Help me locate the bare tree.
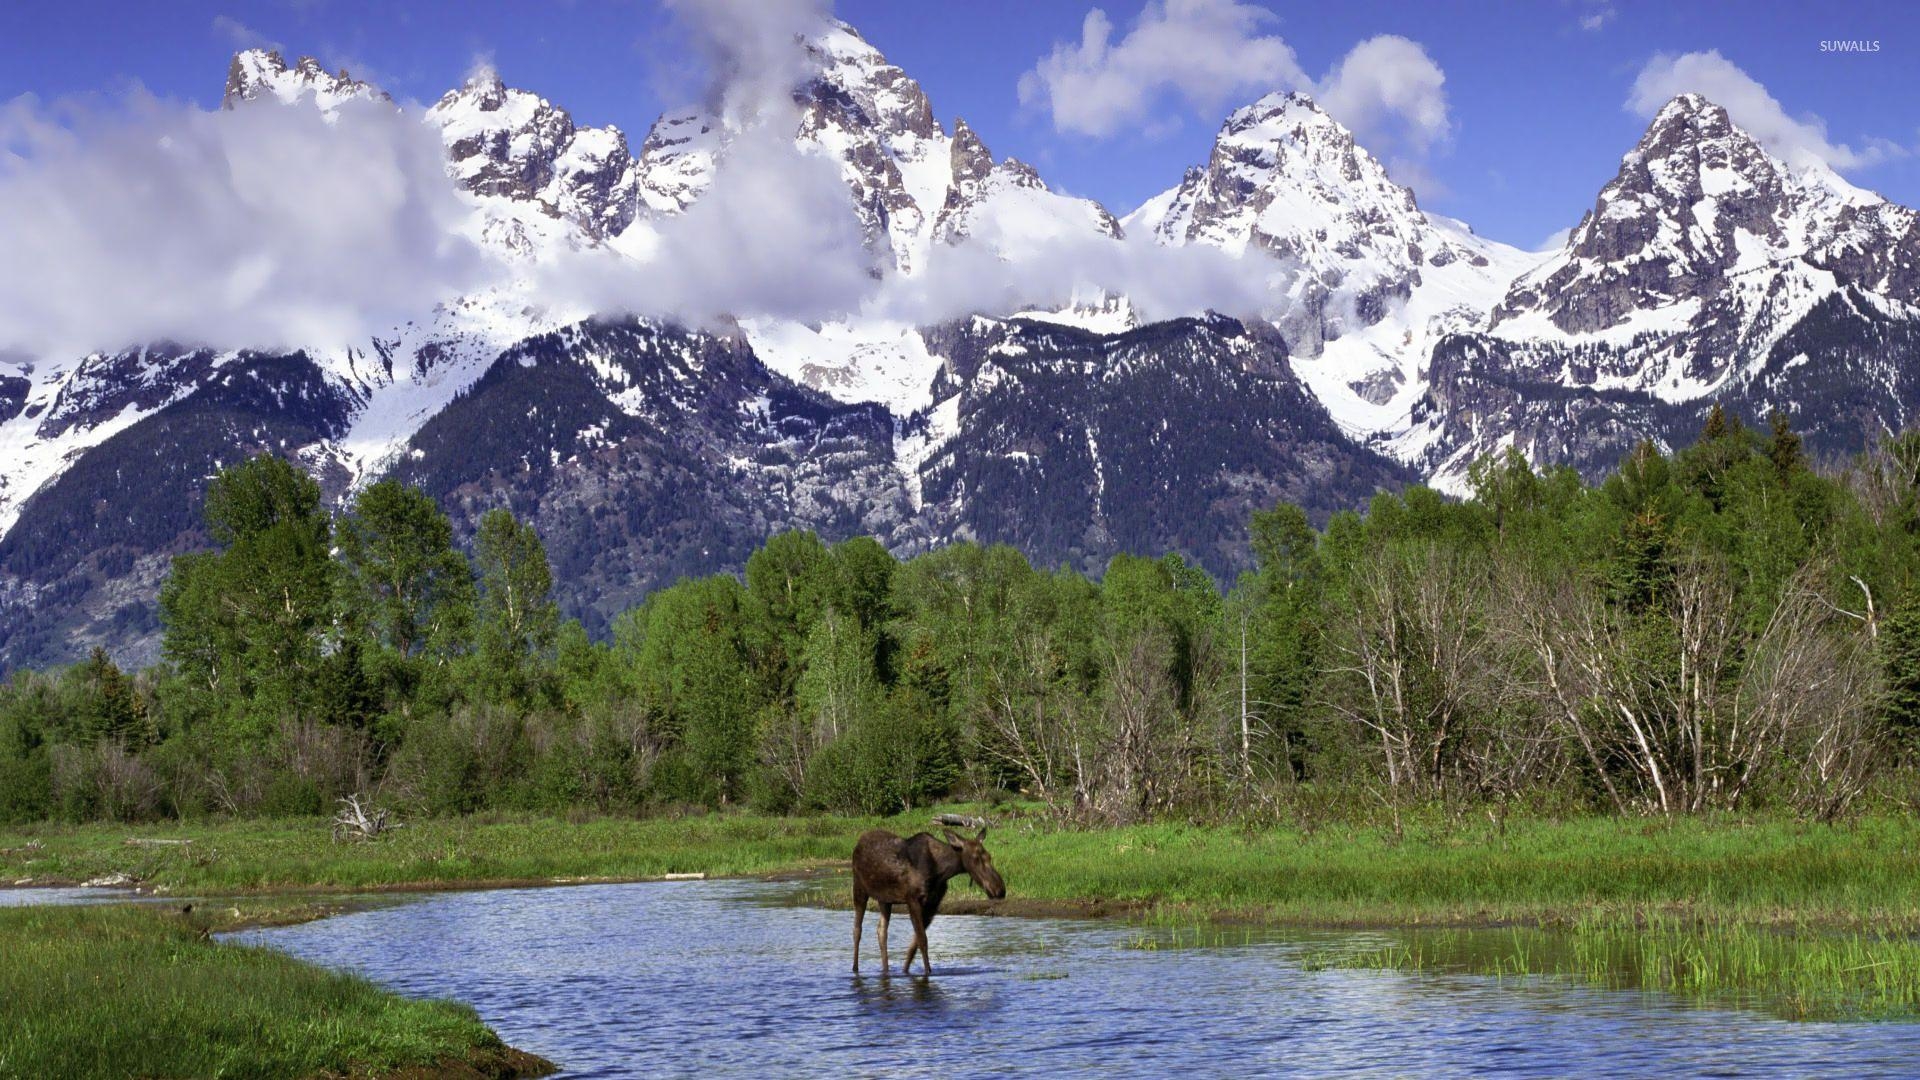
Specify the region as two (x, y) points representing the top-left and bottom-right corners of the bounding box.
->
(1323, 542), (1493, 798)
(1497, 550), (1881, 815)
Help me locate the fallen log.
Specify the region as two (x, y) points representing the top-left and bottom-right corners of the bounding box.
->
(331, 794), (401, 842)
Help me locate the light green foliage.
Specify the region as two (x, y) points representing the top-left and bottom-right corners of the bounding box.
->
(335, 479), (474, 676)
(158, 454), (335, 732)
(13, 412), (1920, 825)
(469, 507), (559, 705)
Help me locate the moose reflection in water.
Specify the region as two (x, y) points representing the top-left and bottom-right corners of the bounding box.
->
(852, 817), (1007, 975)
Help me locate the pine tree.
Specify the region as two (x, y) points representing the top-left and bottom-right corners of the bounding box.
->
(1768, 409), (1805, 485)
(1702, 402), (1732, 441)
(79, 647), (148, 746)
(1882, 590), (1920, 761)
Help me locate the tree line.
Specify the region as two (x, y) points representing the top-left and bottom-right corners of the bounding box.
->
(6, 407), (1920, 825)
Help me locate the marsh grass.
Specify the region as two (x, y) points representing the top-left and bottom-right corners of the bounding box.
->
(0, 811), (861, 893)
(13, 808), (1920, 930)
(12, 807), (1920, 1022)
(1300, 916), (1920, 1021)
(0, 904), (549, 1079)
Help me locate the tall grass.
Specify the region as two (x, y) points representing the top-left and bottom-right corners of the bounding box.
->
(1304, 916), (1920, 1021)
(0, 905), (550, 1079)
(12, 808), (1920, 1021)
(9, 809), (1920, 931)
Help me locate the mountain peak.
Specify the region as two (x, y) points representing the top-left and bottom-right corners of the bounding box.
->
(452, 66), (511, 108)
(222, 48), (385, 111)
(1493, 86), (1909, 339)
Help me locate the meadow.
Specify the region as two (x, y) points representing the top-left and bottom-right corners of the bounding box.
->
(11, 807), (1920, 1022)
(0, 903), (552, 1079)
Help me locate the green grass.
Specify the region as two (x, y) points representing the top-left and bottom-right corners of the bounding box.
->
(12, 809), (1920, 932)
(0, 811), (865, 893)
(987, 812), (1920, 931)
(1300, 916), (1920, 1021)
(12, 808), (1920, 1022)
(0, 904), (552, 1079)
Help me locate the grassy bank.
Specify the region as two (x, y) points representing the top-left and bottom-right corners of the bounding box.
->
(10, 808), (1920, 1020)
(11, 809), (1920, 930)
(0, 904), (553, 1079)
(1298, 916), (1920, 1021)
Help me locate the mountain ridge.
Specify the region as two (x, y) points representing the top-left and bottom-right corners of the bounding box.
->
(5, 22), (1920, 671)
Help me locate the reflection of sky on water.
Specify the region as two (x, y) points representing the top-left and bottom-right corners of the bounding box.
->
(194, 879), (1920, 1077)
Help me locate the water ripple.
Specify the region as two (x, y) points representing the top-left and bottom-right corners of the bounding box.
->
(227, 880), (1920, 1078)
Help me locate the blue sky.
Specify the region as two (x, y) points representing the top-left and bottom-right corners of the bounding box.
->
(4, 1), (1917, 249)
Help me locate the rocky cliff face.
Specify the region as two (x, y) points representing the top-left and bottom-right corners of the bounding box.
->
(1494, 93), (1919, 340)
(223, 50), (387, 112)
(426, 69), (639, 244)
(632, 21), (1120, 279)
(16, 27), (1920, 673)
(1409, 94), (1920, 488)
(1126, 92), (1520, 358)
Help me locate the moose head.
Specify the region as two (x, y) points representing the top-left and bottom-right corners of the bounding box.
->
(940, 824), (1006, 899)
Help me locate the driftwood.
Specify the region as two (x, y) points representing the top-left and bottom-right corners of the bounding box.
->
(931, 813), (988, 832)
(331, 794), (401, 842)
(124, 838), (192, 849)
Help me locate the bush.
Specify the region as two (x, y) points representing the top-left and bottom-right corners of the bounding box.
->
(0, 748), (50, 824)
(803, 694), (960, 815)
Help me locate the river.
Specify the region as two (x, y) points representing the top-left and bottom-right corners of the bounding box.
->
(212, 879), (1920, 1077)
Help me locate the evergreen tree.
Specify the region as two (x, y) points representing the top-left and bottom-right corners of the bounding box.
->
(1883, 588), (1920, 757)
(77, 647), (148, 746)
(1769, 409), (1805, 485)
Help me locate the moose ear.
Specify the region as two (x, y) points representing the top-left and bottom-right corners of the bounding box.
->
(941, 829), (964, 847)
(975, 824), (989, 841)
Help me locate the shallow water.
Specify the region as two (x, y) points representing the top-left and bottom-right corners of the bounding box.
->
(0, 885), (140, 906)
(221, 879), (1920, 1077)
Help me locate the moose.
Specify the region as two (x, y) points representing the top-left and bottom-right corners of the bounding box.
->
(851, 816), (1006, 975)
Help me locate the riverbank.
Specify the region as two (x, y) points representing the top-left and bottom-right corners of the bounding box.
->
(9, 808), (1920, 930)
(10, 808), (1920, 1020)
(0, 903), (554, 1079)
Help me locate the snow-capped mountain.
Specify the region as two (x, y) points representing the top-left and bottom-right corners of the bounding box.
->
(633, 22), (1120, 279)
(0, 26), (1407, 670)
(427, 68), (640, 246)
(1126, 91), (1538, 442)
(10, 21), (1920, 673)
(223, 50), (387, 113)
(1408, 93), (1920, 486)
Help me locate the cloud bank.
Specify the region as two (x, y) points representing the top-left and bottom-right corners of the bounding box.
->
(0, 0), (1288, 362)
(0, 90), (490, 359)
(1628, 50), (1905, 171)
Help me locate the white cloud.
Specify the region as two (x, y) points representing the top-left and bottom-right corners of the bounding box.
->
(662, 0), (833, 122)
(1536, 227), (1572, 252)
(0, 89), (493, 359)
(212, 15), (280, 53)
(1316, 36), (1452, 189)
(1017, 0), (1306, 139)
(1019, 3), (1451, 191)
(1628, 50), (1904, 170)
(1578, 4), (1616, 32)
(0, 0), (1290, 361)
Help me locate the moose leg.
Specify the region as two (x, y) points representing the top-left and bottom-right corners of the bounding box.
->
(905, 900), (930, 976)
(878, 903), (892, 971)
(852, 885), (867, 973)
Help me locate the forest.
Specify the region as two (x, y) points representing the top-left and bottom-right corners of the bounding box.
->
(4, 406), (1918, 826)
